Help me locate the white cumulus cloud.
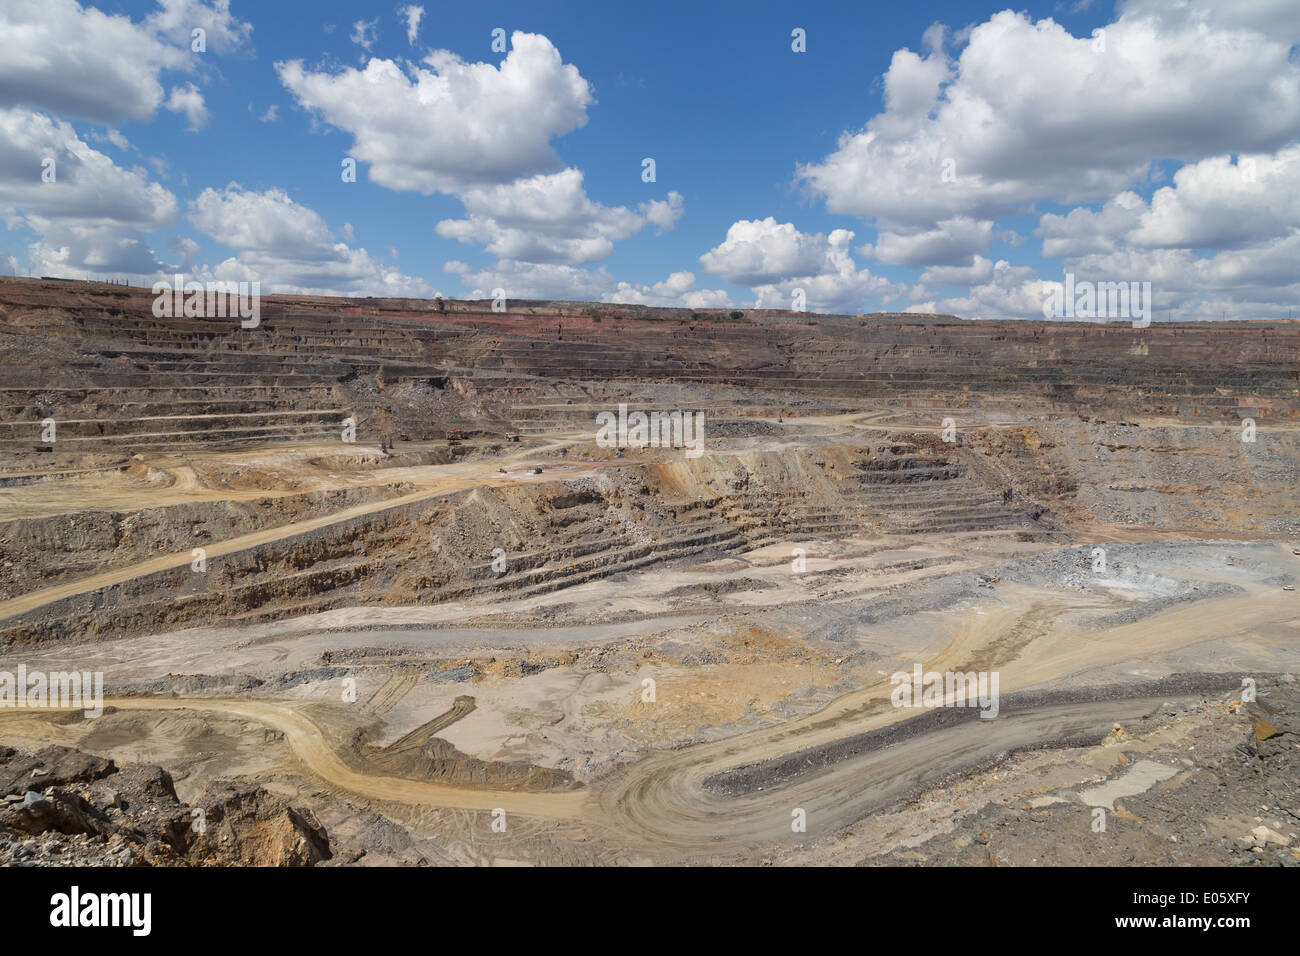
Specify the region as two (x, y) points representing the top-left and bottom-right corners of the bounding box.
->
(165, 83), (209, 131)
(0, 0), (250, 126)
(799, 3), (1300, 229)
(190, 183), (436, 297)
(277, 32), (594, 194)
(604, 271), (732, 309)
(0, 107), (178, 277)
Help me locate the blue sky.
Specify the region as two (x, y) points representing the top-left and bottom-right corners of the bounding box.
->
(1, 0), (1298, 319)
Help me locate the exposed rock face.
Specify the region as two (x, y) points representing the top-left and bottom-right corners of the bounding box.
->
(864, 681), (1300, 867)
(0, 744), (114, 795)
(0, 277), (1294, 461)
(186, 783), (330, 866)
(0, 280), (1294, 868)
(3, 424), (1295, 648)
(0, 744), (330, 866)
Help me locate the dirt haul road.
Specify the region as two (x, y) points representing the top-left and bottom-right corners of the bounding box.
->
(597, 581), (1289, 853)
(1, 581), (1283, 855)
(0, 689), (1218, 854)
(0, 438), (597, 623)
(602, 693), (1215, 851)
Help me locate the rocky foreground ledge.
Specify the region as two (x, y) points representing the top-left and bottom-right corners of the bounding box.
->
(0, 744), (330, 866)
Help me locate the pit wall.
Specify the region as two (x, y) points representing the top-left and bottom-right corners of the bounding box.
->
(1, 441), (1037, 646)
(3, 427), (1295, 648)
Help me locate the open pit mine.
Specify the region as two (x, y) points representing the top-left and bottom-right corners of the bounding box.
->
(0, 275), (1295, 867)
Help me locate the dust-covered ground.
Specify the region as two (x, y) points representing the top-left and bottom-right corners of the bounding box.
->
(0, 314), (1295, 865)
(1, 509), (1296, 865)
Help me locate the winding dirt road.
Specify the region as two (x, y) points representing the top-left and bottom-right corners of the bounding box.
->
(3, 581), (1282, 854)
(0, 438), (595, 623)
(0, 687), (1207, 854)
